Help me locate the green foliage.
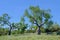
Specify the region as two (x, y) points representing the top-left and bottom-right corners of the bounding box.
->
(57, 30), (60, 35)
(18, 17), (28, 34)
(46, 24), (60, 32)
(25, 30), (36, 33)
(0, 13), (10, 26)
(12, 30), (19, 35)
(24, 6), (53, 34)
(30, 24), (37, 31)
(45, 23), (60, 35)
(0, 13), (12, 35)
(25, 6), (53, 26)
(0, 6), (60, 35)
(0, 28), (8, 36)
(12, 17), (28, 34)
(40, 27), (45, 33)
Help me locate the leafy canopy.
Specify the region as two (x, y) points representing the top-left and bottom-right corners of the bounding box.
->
(25, 6), (53, 27)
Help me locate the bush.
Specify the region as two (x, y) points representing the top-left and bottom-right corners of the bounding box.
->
(12, 30), (19, 35)
(40, 27), (45, 33)
(0, 28), (8, 36)
(45, 28), (53, 35)
(25, 30), (36, 33)
(57, 30), (60, 35)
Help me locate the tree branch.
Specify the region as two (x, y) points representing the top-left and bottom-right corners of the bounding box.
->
(39, 23), (44, 27)
(32, 18), (39, 27)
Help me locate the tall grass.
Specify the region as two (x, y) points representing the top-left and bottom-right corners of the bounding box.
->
(0, 33), (60, 40)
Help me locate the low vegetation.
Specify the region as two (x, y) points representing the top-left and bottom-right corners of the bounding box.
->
(0, 33), (60, 40)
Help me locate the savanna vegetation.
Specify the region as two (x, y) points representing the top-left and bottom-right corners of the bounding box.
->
(0, 6), (60, 40)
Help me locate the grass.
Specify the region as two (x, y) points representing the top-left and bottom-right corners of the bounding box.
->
(0, 33), (60, 40)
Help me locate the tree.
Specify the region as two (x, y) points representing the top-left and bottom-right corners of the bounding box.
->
(19, 17), (28, 34)
(0, 13), (12, 35)
(13, 17), (28, 34)
(24, 6), (53, 35)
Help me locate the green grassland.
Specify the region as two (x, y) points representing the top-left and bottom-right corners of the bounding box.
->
(0, 33), (60, 40)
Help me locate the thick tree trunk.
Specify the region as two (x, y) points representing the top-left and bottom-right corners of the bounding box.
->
(8, 29), (11, 35)
(8, 25), (12, 35)
(37, 27), (41, 35)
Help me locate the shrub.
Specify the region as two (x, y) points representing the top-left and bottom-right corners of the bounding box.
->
(25, 30), (36, 33)
(0, 28), (8, 36)
(12, 30), (19, 35)
(57, 30), (60, 35)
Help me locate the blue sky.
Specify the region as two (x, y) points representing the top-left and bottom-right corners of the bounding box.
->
(0, 0), (60, 24)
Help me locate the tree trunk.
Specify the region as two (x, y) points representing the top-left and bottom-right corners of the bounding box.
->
(37, 27), (41, 35)
(8, 25), (12, 35)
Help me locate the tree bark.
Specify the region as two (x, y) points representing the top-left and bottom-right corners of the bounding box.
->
(8, 25), (12, 35)
(37, 27), (41, 35)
